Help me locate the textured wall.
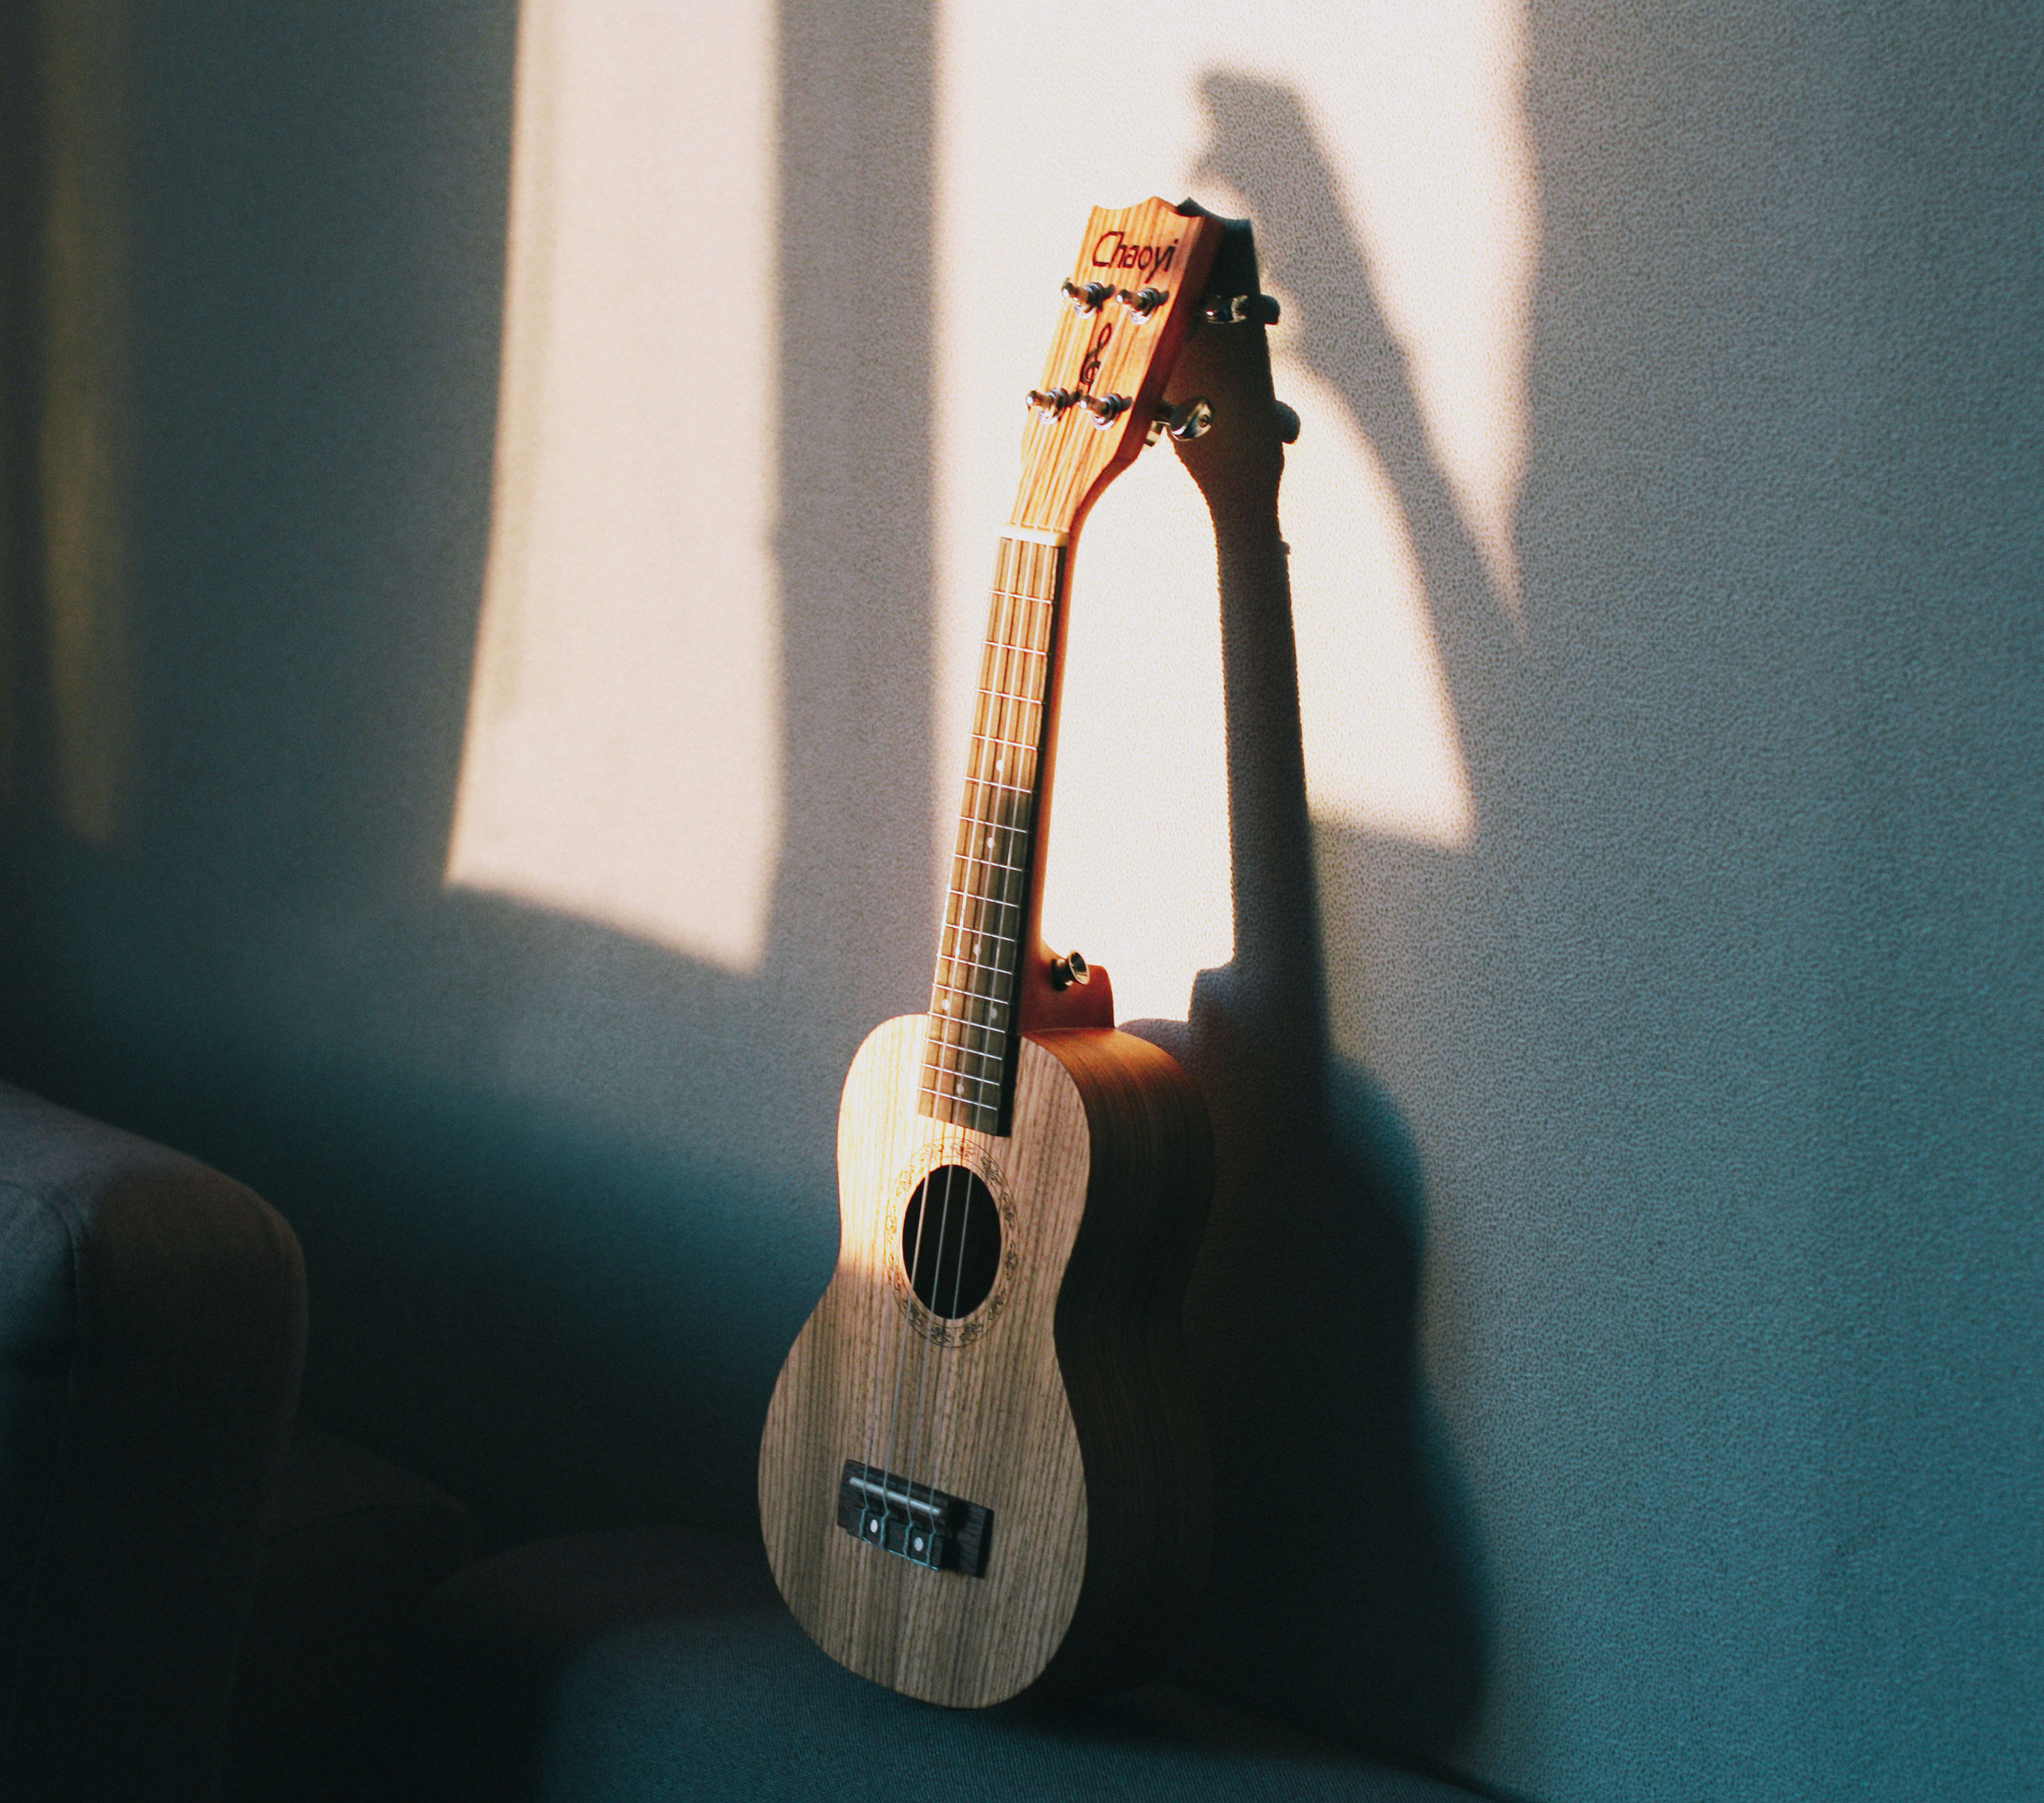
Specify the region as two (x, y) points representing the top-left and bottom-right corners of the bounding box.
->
(1, 2), (2038, 1800)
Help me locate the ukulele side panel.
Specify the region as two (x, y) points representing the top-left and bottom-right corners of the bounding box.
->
(1038, 1026), (1215, 1694)
(759, 1014), (1094, 1708)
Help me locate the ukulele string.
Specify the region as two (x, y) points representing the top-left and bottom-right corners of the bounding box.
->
(918, 550), (1038, 1523)
(928, 541), (1052, 1511)
(857, 1028), (916, 1507)
(876, 1142), (934, 1539)
(897, 1155), (961, 1563)
(876, 544), (1019, 1541)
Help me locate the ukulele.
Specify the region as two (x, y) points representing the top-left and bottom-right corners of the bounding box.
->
(760, 198), (1269, 1708)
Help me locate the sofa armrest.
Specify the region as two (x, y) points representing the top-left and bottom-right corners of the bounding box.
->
(0, 1083), (307, 1802)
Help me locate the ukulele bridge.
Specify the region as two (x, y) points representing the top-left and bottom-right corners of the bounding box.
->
(837, 1460), (993, 1578)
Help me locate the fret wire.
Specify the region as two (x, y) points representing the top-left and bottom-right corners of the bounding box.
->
(927, 1031), (999, 1073)
(927, 1026), (1007, 1061)
(951, 849), (1027, 881)
(927, 1013), (1007, 1046)
(985, 695), (1032, 755)
(948, 907), (1022, 948)
(959, 769), (1035, 804)
(942, 886), (1021, 918)
(963, 740), (1037, 776)
(932, 1008), (1008, 1039)
(933, 972), (1011, 1000)
(936, 947), (1011, 971)
(941, 917), (1019, 954)
(929, 1039), (1007, 1071)
(933, 990), (1007, 1023)
(970, 726), (1038, 756)
(933, 997), (1009, 1031)
(918, 1082), (1000, 1116)
(978, 638), (1047, 665)
(922, 535), (1066, 1129)
(949, 843), (1027, 888)
(950, 850), (1020, 886)
(919, 1046), (1004, 1091)
(954, 818), (1026, 860)
(938, 938), (1015, 971)
(927, 1026), (1008, 1061)
(934, 968), (1012, 1001)
(940, 909), (1020, 938)
(929, 1020), (1008, 1055)
(936, 951), (1016, 984)
(940, 896), (1020, 926)
(952, 828), (1023, 873)
(931, 1011), (1009, 1043)
(928, 1041), (1006, 1073)
(944, 907), (1021, 946)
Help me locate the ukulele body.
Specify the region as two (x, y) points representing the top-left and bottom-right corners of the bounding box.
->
(759, 1012), (1212, 1707)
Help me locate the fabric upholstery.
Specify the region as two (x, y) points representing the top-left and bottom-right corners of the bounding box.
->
(408, 1526), (1482, 1803)
(222, 1422), (477, 1802)
(0, 1082), (307, 1801)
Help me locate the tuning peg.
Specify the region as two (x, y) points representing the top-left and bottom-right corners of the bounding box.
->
(1083, 393), (1129, 429)
(1061, 279), (1113, 313)
(1049, 950), (1091, 990)
(1027, 388), (1076, 418)
(1145, 397), (1213, 447)
(1115, 286), (1167, 317)
(1273, 401), (1301, 443)
(1201, 292), (1281, 327)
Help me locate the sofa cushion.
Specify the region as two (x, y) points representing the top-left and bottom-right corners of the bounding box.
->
(222, 1422), (478, 1802)
(409, 1526), (1480, 1802)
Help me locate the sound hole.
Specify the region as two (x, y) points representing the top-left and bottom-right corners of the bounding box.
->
(901, 1167), (1002, 1319)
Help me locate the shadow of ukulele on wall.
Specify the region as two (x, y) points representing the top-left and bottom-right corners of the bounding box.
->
(1121, 77), (1524, 1765)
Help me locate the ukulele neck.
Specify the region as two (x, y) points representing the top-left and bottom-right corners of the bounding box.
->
(919, 529), (1070, 1135)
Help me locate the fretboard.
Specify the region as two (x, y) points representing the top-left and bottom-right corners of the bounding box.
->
(920, 533), (1064, 1133)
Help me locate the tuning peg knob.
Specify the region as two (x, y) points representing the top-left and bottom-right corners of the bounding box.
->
(1049, 950), (1091, 990)
(1201, 292), (1281, 327)
(1027, 388), (1076, 417)
(1117, 286), (1167, 317)
(1062, 279), (1113, 313)
(1273, 401), (1301, 444)
(1164, 397), (1213, 441)
(1083, 393), (1130, 428)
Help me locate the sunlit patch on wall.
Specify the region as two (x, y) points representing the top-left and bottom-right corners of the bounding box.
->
(1276, 357), (1475, 850)
(17, 0), (134, 843)
(1038, 448), (1236, 1029)
(445, 0), (782, 972)
(935, 0), (1530, 1015)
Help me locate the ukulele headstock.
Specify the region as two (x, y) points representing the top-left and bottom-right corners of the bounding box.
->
(1012, 198), (1224, 537)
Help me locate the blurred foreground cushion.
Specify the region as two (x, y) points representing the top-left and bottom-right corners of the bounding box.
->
(222, 1421), (478, 1802)
(409, 1526), (1481, 1803)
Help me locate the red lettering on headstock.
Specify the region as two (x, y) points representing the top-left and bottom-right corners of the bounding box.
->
(1089, 232), (1178, 277)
